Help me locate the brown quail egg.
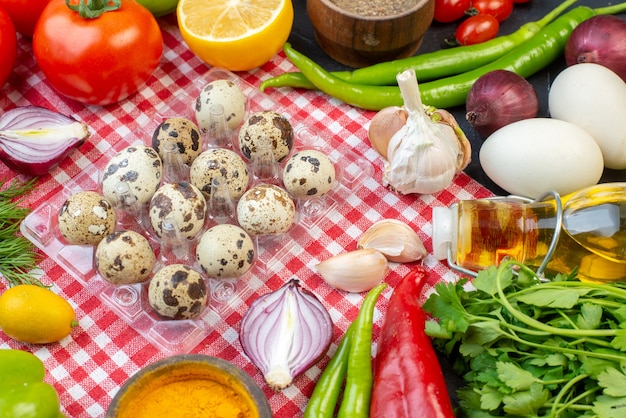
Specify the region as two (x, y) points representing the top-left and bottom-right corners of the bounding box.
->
(95, 230), (156, 285)
(149, 182), (206, 240)
(238, 110), (294, 162)
(152, 117), (202, 165)
(190, 148), (249, 200)
(101, 145), (162, 206)
(195, 79), (246, 133)
(237, 184), (296, 236)
(282, 149), (336, 199)
(196, 224), (255, 279)
(148, 264), (208, 320)
(58, 191), (117, 246)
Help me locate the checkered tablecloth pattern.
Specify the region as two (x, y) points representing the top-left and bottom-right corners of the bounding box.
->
(0, 14), (494, 417)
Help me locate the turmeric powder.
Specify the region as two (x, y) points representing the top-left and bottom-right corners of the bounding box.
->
(116, 370), (259, 418)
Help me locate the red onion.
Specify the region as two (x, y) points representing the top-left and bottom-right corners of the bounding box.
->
(465, 70), (538, 137)
(0, 106), (90, 176)
(565, 15), (626, 83)
(239, 279), (333, 390)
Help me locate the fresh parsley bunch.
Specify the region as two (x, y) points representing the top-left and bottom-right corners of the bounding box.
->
(0, 178), (43, 287)
(424, 260), (626, 418)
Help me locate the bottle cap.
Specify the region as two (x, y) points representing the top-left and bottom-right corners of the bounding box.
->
(432, 206), (453, 261)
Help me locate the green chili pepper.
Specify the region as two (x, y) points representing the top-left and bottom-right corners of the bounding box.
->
(0, 349), (66, 418)
(261, 0), (576, 91)
(281, 3), (626, 111)
(303, 323), (354, 418)
(337, 283), (387, 418)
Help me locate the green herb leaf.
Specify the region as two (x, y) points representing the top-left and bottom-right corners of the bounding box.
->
(501, 383), (548, 416)
(497, 361), (539, 391)
(593, 394), (626, 418)
(598, 368), (626, 397)
(577, 302), (603, 330)
(515, 287), (588, 309)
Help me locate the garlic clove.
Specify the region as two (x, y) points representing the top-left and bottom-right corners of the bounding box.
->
(429, 106), (472, 172)
(315, 248), (388, 293)
(367, 106), (408, 159)
(357, 219), (427, 263)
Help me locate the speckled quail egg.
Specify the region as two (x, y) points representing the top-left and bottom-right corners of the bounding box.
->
(238, 110), (294, 162)
(190, 148), (250, 200)
(101, 145), (162, 206)
(95, 230), (156, 285)
(148, 264), (208, 320)
(58, 191), (117, 246)
(196, 224), (255, 279)
(152, 117), (202, 165)
(195, 79), (246, 133)
(237, 184), (296, 236)
(282, 149), (336, 199)
(149, 182), (206, 240)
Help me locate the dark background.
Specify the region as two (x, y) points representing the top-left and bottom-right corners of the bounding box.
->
(287, 0), (626, 194)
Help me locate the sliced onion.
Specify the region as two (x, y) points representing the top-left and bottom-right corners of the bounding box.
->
(565, 15), (626, 83)
(465, 70), (539, 137)
(0, 106), (90, 176)
(239, 279), (333, 390)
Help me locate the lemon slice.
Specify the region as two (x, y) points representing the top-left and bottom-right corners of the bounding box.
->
(177, 0), (294, 71)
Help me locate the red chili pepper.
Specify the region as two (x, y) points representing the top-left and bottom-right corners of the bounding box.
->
(370, 266), (455, 418)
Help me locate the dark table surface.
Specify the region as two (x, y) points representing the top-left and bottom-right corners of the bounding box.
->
(287, 0), (626, 194)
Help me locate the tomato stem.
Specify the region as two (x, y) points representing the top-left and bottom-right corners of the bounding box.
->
(65, 0), (121, 19)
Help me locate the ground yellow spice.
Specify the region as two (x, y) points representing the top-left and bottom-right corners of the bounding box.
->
(117, 375), (256, 418)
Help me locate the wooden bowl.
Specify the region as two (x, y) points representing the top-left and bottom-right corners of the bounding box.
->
(307, 0), (435, 68)
(106, 354), (272, 418)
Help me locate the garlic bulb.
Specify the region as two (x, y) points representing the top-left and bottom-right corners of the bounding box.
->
(369, 69), (471, 195)
(315, 248), (388, 293)
(357, 219), (426, 263)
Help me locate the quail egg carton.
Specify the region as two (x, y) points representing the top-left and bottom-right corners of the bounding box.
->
(146, 66), (375, 271)
(21, 69), (373, 354)
(20, 135), (270, 354)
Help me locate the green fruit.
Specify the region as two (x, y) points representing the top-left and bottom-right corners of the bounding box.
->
(135, 0), (179, 17)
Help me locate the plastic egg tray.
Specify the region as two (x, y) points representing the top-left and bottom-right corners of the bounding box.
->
(20, 68), (373, 354)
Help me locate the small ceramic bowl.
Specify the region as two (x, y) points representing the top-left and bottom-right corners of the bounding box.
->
(307, 0), (435, 68)
(106, 354), (272, 418)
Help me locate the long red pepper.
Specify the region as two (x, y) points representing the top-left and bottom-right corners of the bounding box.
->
(370, 266), (455, 418)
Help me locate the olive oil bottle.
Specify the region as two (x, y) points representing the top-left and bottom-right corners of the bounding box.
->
(433, 183), (626, 283)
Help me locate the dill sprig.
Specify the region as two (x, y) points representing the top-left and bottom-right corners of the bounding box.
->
(0, 178), (45, 287)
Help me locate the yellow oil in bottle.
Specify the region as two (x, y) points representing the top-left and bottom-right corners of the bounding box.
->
(452, 183), (626, 283)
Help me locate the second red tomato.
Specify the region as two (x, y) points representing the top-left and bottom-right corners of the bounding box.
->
(434, 0), (471, 23)
(470, 0), (514, 22)
(455, 14), (500, 45)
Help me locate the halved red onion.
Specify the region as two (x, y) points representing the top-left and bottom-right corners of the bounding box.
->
(239, 279), (333, 390)
(565, 15), (626, 83)
(0, 106), (90, 176)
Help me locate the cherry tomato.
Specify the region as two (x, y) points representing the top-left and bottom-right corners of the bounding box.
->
(32, 0), (163, 106)
(434, 0), (471, 23)
(455, 14), (500, 45)
(470, 0), (514, 22)
(0, 5), (16, 88)
(0, 0), (50, 37)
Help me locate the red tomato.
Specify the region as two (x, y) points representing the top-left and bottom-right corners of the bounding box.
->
(470, 0), (514, 22)
(434, 0), (471, 23)
(0, 5), (16, 88)
(455, 14), (499, 45)
(32, 0), (163, 106)
(0, 0), (50, 37)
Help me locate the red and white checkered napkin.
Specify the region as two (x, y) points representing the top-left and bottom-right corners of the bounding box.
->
(0, 15), (494, 417)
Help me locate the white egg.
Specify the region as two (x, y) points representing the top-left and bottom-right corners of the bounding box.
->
(548, 63), (626, 169)
(479, 118), (604, 199)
